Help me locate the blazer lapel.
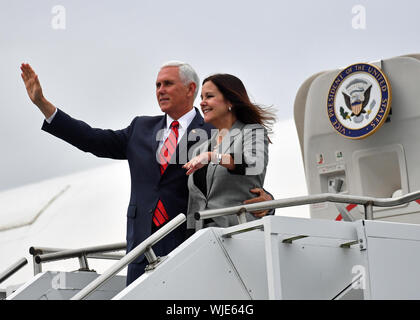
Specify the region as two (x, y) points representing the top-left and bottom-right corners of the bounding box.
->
(205, 131), (219, 196)
(206, 121), (245, 197)
(220, 120), (244, 154)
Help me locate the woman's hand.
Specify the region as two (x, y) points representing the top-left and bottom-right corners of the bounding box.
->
(183, 152), (212, 175)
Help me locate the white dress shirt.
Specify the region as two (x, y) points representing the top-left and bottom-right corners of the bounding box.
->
(160, 107), (196, 148)
(45, 108), (58, 123)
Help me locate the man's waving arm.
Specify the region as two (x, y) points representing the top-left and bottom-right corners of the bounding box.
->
(20, 63), (131, 160)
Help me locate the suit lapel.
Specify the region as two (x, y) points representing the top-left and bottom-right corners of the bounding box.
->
(190, 138), (211, 198)
(183, 107), (206, 153)
(152, 115), (167, 177)
(161, 108), (208, 177)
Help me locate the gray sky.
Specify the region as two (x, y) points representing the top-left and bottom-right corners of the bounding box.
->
(1, 0), (419, 191)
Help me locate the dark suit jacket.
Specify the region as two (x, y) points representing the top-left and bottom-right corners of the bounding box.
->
(42, 108), (212, 263)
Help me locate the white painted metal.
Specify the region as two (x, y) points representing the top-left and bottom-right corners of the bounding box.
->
(294, 54), (420, 223)
(6, 271), (126, 300)
(71, 213), (186, 300)
(114, 215), (420, 300)
(115, 216), (364, 300)
(361, 220), (420, 299)
(7, 209), (420, 300)
(114, 228), (253, 300)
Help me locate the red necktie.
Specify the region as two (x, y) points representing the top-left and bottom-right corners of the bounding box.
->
(153, 121), (179, 227)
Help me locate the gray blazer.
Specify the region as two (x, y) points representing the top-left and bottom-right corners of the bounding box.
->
(187, 120), (269, 231)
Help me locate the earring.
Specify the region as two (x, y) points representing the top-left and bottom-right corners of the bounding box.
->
(228, 106), (232, 111)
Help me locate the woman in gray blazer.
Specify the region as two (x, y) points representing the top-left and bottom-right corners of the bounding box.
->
(183, 74), (276, 232)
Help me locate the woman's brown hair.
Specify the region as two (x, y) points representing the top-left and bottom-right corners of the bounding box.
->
(202, 74), (276, 140)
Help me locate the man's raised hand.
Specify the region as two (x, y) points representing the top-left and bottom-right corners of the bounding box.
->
(20, 63), (56, 118)
(21, 63), (44, 104)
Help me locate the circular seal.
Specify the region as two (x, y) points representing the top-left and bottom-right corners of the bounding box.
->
(326, 63), (392, 139)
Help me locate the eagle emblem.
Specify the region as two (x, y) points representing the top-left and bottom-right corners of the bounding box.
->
(342, 79), (372, 118)
(327, 63), (392, 139)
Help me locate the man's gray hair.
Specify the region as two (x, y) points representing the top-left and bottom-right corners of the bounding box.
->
(160, 60), (200, 99)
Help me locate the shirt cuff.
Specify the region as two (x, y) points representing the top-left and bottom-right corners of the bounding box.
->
(45, 108), (58, 124)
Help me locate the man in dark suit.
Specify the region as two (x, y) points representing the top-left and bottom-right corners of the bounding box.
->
(20, 61), (273, 285)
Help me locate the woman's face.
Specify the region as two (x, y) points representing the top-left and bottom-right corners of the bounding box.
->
(200, 81), (231, 125)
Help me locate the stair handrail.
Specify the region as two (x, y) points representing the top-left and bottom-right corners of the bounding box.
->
(195, 190), (420, 222)
(30, 246), (125, 261)
(70, 213), (186, 300)
(30, 246), (125, 275)
(0, 258), (28, 284)
(33, 243), (127, 264)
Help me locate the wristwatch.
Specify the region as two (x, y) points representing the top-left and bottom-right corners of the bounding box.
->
(212, 152), (222, 164)
(217, 153), (222, 164)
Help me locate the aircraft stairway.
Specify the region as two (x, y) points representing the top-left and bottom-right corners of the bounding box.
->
(115, 215), (420, 300)
(4, 191), (420, 300)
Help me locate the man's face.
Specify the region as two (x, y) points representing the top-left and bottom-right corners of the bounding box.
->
(156, 66), (192, 119)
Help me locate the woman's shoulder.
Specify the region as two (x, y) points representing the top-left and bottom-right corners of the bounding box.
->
(241, 123), (267, 136)
(232, 120), (264, 131)
(244, 123), (264, 130)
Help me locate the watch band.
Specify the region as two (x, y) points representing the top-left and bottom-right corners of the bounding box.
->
(217, 153), (222, 164)
(212, 152), (222, 164)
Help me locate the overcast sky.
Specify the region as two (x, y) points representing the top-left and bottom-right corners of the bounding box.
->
(1, 0), (419, 191)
